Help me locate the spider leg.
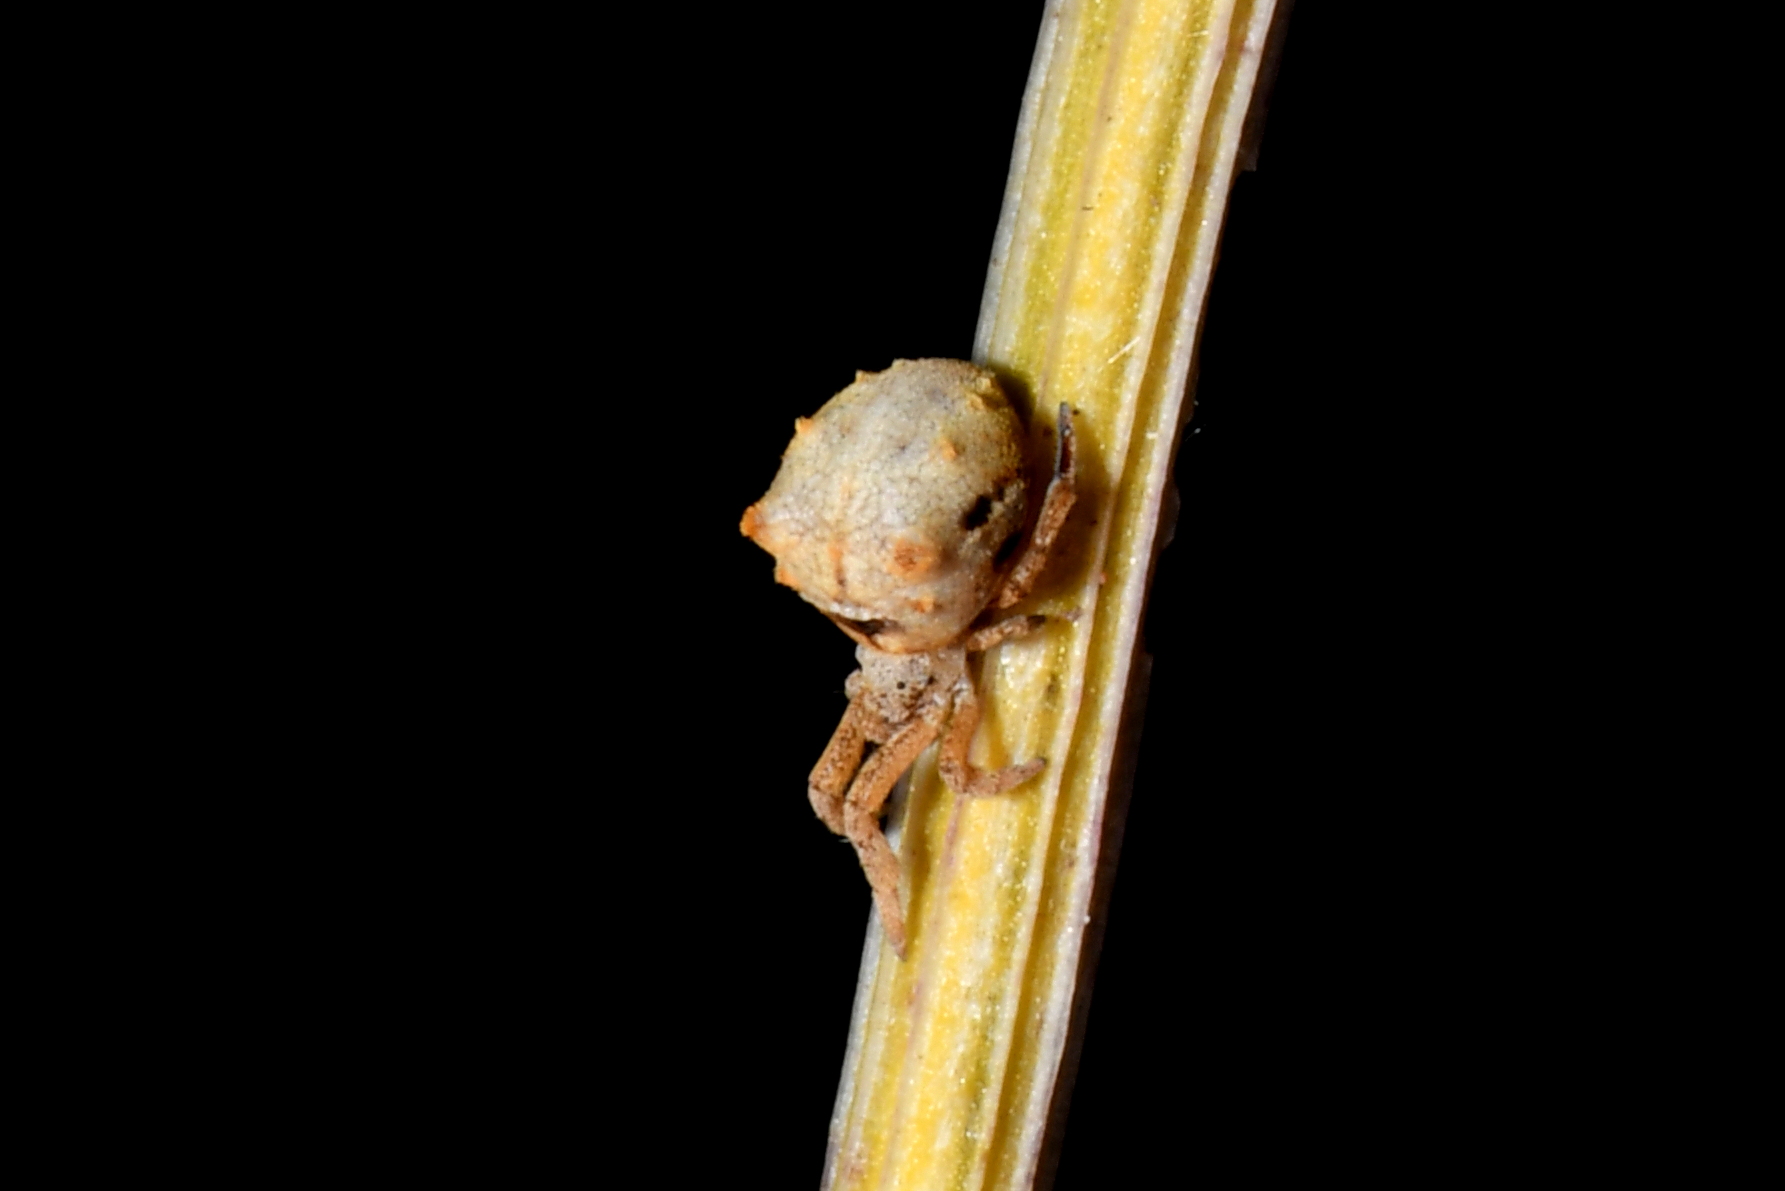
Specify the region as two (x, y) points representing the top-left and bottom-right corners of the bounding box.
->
(964, 613), (1048, 653)
(842, 710), (943, 957)
(808, 698), (869, 835)
(994, 403), (1077, 609)
(938, 673), (1046, 797)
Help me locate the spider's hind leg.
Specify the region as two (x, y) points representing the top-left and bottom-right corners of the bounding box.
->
(994, 403), (1078, 609)
(964, 613), (1047, 653)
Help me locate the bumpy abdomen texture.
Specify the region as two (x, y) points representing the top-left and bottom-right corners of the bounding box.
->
(742, 359), (1029, 653)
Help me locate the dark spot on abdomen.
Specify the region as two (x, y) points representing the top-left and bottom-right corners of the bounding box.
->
(961, 494), (995, 530)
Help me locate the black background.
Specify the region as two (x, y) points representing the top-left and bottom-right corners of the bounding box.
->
(183, 2), (1519, 1182)
(50, 1), (1745, 1182)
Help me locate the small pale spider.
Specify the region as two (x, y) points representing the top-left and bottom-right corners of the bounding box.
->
(740, 358), (1076, 955)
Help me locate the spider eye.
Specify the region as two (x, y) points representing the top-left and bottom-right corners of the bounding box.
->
(994, 529), (1024, 567)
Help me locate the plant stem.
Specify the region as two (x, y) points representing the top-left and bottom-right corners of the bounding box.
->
(823, 4), (1282, 1188)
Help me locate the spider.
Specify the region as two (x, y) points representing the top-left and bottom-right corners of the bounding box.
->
(740, 358), (1077, 955)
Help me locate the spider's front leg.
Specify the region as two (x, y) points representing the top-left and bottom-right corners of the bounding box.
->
(840, 699), (947, 957)
(994, 402), (1078, 609)
(808, 691), (868, 835)
(938, 672), (1046, 798)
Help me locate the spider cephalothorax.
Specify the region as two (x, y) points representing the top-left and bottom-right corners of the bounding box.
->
(741, 358), (1076, 955)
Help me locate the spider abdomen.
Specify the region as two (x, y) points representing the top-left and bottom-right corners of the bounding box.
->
(740, 358), (1030, 653)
